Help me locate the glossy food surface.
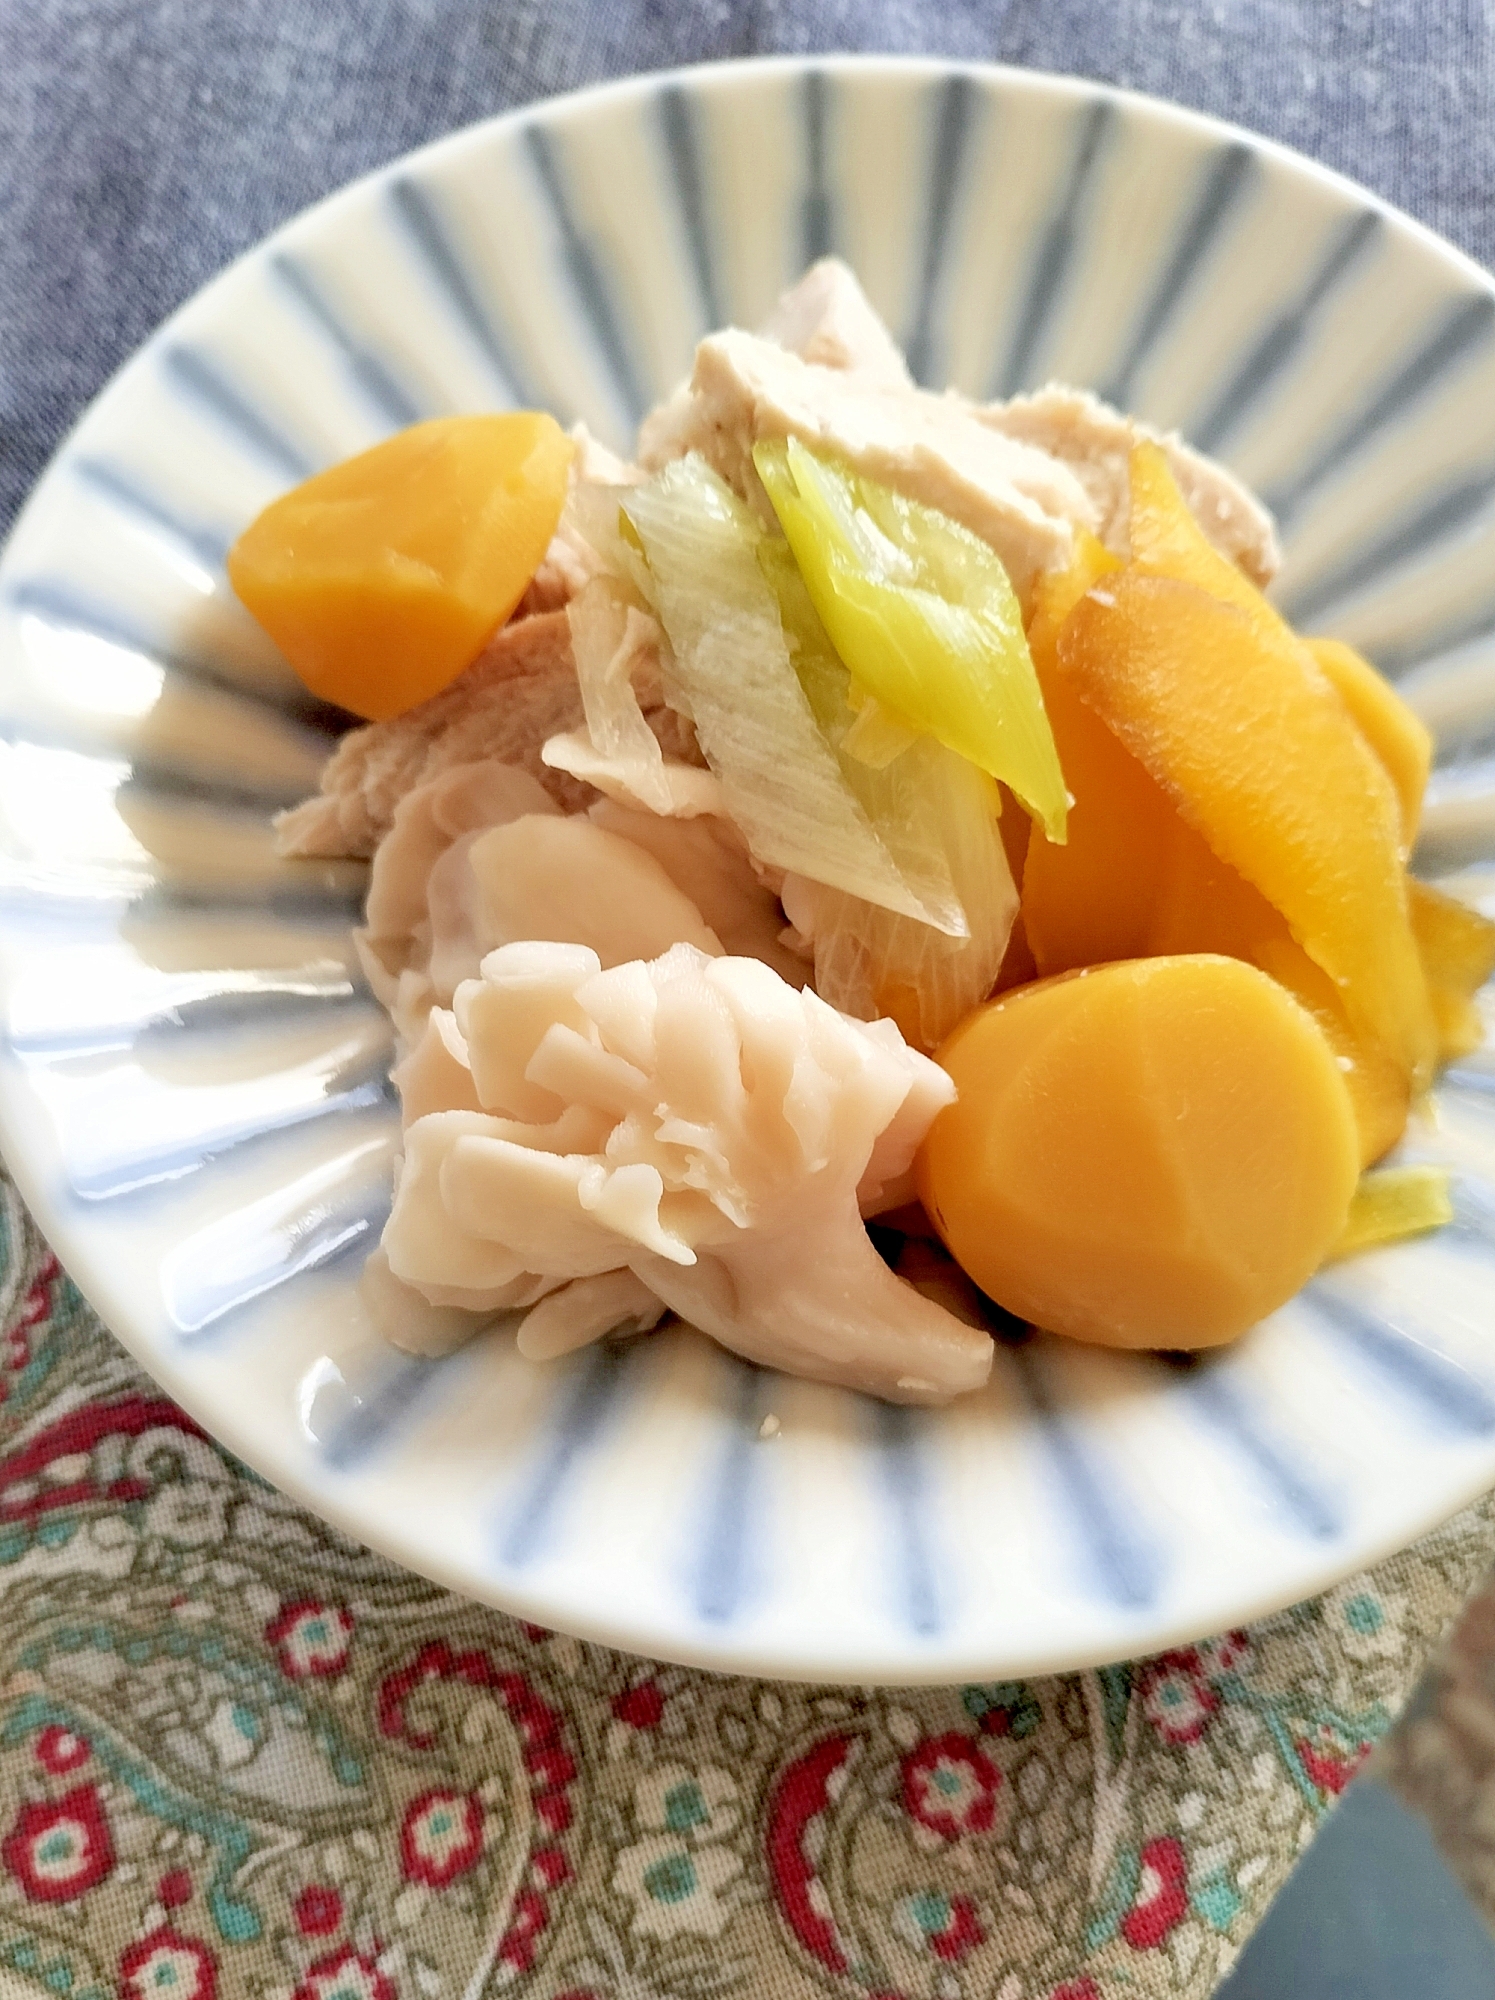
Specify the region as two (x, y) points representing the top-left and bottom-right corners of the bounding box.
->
(227, 413), (573, 720)
(1062, 471), (1435, 1097)
(1023, 546), (1411, 1164)
(919, 956), (1361, 1348)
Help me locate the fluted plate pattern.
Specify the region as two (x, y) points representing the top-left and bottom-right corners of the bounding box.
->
(4, 57), (1495, 1683)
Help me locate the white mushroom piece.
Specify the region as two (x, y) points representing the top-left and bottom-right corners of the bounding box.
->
(379, 940), (993, 1404)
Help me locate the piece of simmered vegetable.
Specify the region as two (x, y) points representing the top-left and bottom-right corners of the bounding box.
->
(1021, 530), (1411, 1165)
(918, 955), (1360, 1349)
(1306, 636), (1431, 855)
(1409, 877), (1495, 1061)
(620, 455), (962, 931)
(228, 413), (574, 720)
(1329, 1165), (1453, 1260)
(1058, 570), (1434, 1094)
(753, 435), (1069, 840)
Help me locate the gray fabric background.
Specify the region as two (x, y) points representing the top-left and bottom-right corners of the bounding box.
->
(1, 1), (1492, 537)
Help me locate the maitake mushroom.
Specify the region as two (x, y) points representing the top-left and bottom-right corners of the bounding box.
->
(376, 940), (993, 1403)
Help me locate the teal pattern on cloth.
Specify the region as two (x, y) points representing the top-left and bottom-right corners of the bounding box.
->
(0, 1167), (1491, 2000)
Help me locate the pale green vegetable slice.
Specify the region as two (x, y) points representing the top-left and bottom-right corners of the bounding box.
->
(565, 480), (656, 609)
(762, 540), (1017, 1051)
(621, 456), (961, 932)
(754, 435), (1069, 842)
(1328, 1164), (1452, 1260)
(545, 575), (722, 819)
(842, 698), (920, 770)
(762, 539), (966, 940)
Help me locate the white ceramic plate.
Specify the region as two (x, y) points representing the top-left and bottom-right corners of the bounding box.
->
(5, 55), (1495, 1685)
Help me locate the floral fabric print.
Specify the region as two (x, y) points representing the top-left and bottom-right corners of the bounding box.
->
(1141, 1654), (1219, 1746)
(3, 1789), (115, 1904)
(119, 1927), (219, 2000)
(901, 1733), (1004, 1841)
(0, 1168), (1491, 2000)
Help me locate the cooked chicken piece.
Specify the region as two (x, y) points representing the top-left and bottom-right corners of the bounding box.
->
(978, 383), (1281, 585)
(574, 424), (637, 483)
(637, 328), (1093, 596)
(854, 1013), (964, 1217)
(363, 761), (556, 948)
(391, 1007), (483, 1125)
(758, 256), (913, 386)
(361, 763), (725, 1052)
(543, 724), (720, 817)
(275, 611), (589, 858)
(358, 1243), (552, 1354)
(457, 815), (722, 991)
(275, 595), (705, 862)
(386, 1106), (603, 1301)
(515, 1270), (667, 1360)
(380, 940), (991, 1400)
(639, 257), (913, 466)
(513, 520), (603, 617)
(366, 1246), (664, 1363)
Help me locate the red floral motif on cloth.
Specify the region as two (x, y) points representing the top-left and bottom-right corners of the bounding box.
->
(265, 1601), (355, 1679)
(2, 1785), (115, 1903)
(119, 1927), (218, 2000)
(292, 1943), (394, 2000)
(1297, 1724), (1374, 1796)
(158, 1869), (194, 1909)
(766, 1735), (858, 1973)
(399, 1788), (485, 1886)
(375, 1641), (580, 1973)
(1, 1252), (58, 1407)
(0, 1394), (204, 1523)
(1121, 1836), (1191, 1950)
(293, 1885), (343, 1936)
(33, 1724), (89, 1774)
(901, 1732), (1003, 1839)
(894, 1887), (986, 1961)
(1141, 1650), (1220, 1745)
(611, 1679), (665, 1730)
(1200, 1629), (1253, 1678)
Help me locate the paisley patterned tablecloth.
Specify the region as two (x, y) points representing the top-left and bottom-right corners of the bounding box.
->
(2, 1169), (1493, 2000)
